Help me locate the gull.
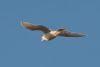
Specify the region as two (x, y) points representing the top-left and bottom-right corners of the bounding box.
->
(21, 22), (85, 41)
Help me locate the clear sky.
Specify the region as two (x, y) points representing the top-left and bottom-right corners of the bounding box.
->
(0, 0), (100, 67)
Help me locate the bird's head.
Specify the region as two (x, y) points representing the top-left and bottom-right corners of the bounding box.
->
(58, 28), (65, 31)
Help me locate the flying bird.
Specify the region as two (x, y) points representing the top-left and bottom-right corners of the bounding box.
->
(21, 22), (85, 41)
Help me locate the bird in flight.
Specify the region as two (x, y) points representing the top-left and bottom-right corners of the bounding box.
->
(21, 22), (85, 41)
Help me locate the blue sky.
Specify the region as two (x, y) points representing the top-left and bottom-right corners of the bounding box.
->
(0, 0), (100, 67)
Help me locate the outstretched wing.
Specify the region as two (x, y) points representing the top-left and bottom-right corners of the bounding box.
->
(21, 22), (50, 33)
(58, 31), (85, 37)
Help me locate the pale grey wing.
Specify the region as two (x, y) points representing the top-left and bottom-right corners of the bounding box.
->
(21, 22), (50, 33)
(58, 31), (85, 37)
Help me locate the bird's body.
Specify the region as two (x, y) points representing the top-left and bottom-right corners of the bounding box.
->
(21, 22), (85, 41)
(41, 31), (58, 41)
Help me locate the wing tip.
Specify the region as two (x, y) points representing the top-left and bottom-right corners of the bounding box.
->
(21, 22), (33, 27)
(21, 22), (31, 25)
(78, 33), (86, 37)
(21, 22), (25, 27)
